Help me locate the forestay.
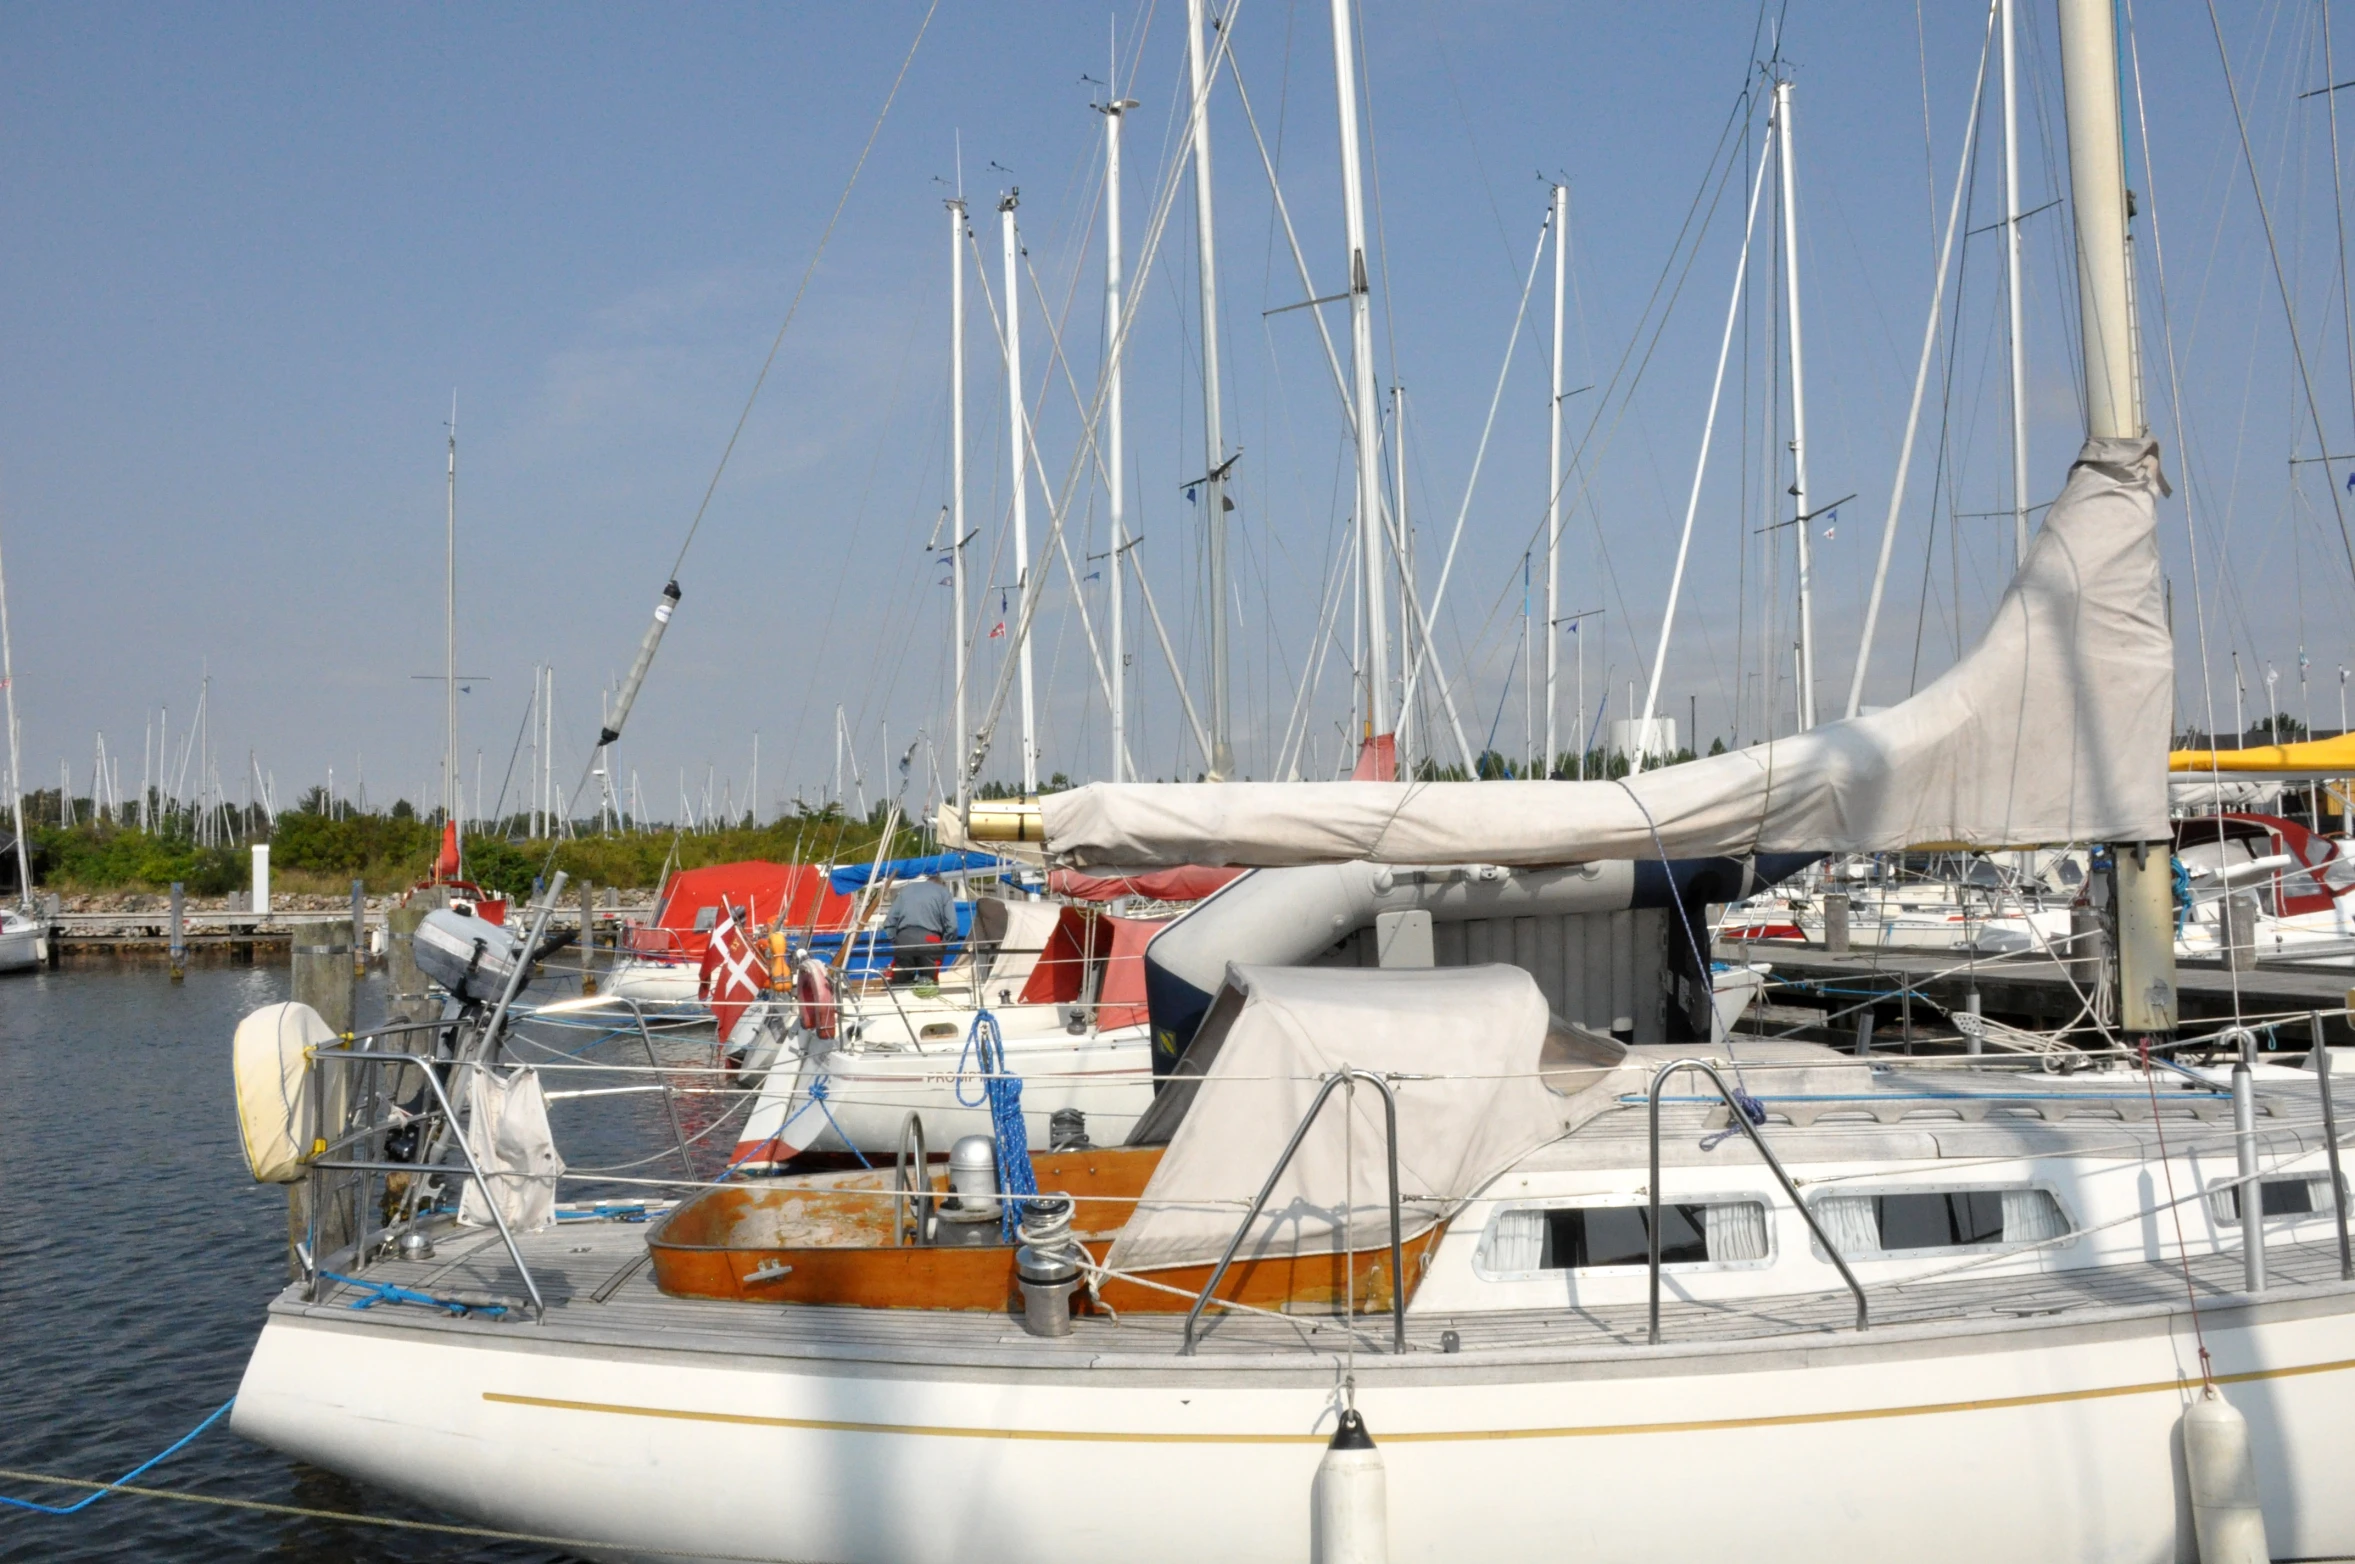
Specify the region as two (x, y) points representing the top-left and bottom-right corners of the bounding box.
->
(1043, 437), (2172, 867)
(1106, 964), (1599, 1274)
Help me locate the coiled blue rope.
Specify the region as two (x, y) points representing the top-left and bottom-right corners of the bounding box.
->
(959, 1010), (1036, 1240)
(0, 1398), (235, 1515)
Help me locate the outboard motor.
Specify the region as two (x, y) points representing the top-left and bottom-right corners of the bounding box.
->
(414, 906), (533, 1005)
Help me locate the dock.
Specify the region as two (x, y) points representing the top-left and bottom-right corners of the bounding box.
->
(1728, 939), (2355, 1048)
(31, 904), (655, 968)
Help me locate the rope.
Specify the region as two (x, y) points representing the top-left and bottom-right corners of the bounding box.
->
(958, 1010), (1037, 1239)
(318, 1271), (510, 1319)
(664, 0), (941, 580)
(0, 1399), (233, 1516)
(0, 1464), (812, 1560)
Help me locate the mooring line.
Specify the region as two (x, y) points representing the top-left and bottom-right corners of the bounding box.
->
(0, 1463), (810, 1562)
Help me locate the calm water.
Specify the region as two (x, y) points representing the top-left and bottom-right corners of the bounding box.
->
(0, 964), (675, 1562)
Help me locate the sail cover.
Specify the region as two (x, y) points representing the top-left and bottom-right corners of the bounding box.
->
(1045, 437), (2172, 868)
(1105, 963), (1585, 1274)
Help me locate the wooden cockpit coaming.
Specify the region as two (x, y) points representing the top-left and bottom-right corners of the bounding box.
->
(649, 1145), (1442, 1315)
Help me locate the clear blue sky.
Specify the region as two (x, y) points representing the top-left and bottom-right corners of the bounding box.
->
(1, 1), (2345, 821)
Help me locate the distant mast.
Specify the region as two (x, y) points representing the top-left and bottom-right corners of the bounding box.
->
(0, 512), (30, 908)
(444, 393), (461, 867)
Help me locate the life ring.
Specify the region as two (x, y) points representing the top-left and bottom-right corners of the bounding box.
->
(795, 958), (837, 1041)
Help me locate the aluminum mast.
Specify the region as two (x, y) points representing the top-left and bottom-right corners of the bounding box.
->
(1186, 0), (1234, 779)
(1330, 0), (1389, 742)
(1099, 79), (1139, 783)
(1000, 192), (1039, 795)
(1774, 77), (1818, 732)
(949, 192), (972, 811)
(2002, 0), (2030, 566)
(2056, 0), (2172, 1036)
(1545, 181), (1567, 774)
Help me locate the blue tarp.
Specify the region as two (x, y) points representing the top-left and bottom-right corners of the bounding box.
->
(802, 902), (978, 979)
(828, 851), (1009, 895)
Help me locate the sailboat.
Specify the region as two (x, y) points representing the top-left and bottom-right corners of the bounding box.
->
(222, 4), (2355, 1559)
(0, 509), (38, 975)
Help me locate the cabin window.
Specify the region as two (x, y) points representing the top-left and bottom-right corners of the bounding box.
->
(692, 906), (718, 933)
(2210, 1174), (2340, 1223)
(1483, 1199), (1770, 1274)
(1809, 1187), (2069, 1258)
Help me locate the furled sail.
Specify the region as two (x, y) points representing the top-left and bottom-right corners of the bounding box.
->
(1042, 437), (2172, 868)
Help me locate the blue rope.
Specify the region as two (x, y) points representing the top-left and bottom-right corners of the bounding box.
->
(2172, 853), (2193, 938)
(320, 1271), (509, 1318)
(801, 1076), (872, 1169)
(0, 1398), (235, 1515)
(963, 1010), (1037, 1239)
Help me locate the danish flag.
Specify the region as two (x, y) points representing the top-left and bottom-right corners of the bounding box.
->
(698, 911), (768, 1043)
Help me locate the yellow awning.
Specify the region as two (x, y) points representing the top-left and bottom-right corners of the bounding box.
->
(2170, 733), (2355, 779)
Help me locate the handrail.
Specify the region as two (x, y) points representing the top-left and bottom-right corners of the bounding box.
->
(1181, 1067), (1405, 1357)
(1648, 1057), (1867, 1343)
(306, 1044), (548, 1322)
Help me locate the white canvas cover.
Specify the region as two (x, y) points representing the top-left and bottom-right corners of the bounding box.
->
(959, 898), (1064, 996)
(1044, 437), (2172, 868)
(233, 1001), (334, 1184)
(457, 1065), (566, 1232)
(1105, 964), (1581, 1274)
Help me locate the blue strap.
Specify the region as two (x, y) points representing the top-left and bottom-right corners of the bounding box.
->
(319, 1270), (509, 1318)
(0, 1398), (235, 1515)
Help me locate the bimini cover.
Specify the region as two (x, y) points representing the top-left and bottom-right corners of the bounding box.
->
(233, 1001), (335, 1184)
(1040, 437), (2172, 867)
(456, 1066), (566, 1233)
(1105, 964), (1583, 1274)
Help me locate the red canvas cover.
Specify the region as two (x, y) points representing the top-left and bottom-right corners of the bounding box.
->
(1046, 866), (1244, 903)
(1351, 732), (1397, 781)
(627, 862), (858, 961)
(1018, 905), (1102, 1006)
(1094, 913), (1166, 1029)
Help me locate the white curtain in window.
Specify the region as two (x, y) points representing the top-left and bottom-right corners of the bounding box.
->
(1812, 1196), (1880, 1259)
(2001, 1188), (2067, 1244)
(1705, 1201), (1769, 1262)
(1488, 1209), (1546, 1272)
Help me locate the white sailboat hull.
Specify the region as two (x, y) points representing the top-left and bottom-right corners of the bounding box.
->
(0, 917), (37, 973)
(233, 1284), (2355, 1564)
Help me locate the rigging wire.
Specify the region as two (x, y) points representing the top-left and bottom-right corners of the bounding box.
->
(2205, 0), (2355, 590)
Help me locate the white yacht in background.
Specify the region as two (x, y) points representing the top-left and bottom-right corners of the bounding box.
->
(0, 906), (37, 973)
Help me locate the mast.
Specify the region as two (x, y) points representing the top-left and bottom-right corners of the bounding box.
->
(1330, 0), (1390, 741)
(1545, 181), (1567, 775)
(1186, 0), (1234, 779)
(1774, 78), (1818, 732)
(2002, 0), (2031, 566)
(0, 515), (30, 908)
(1000, 192), (1040, 794)
(948, 192), (971, 811)
(444, 394), (460, 863)
(1100, 72), (1139, 783)
(2056, 0), (2171, 1036)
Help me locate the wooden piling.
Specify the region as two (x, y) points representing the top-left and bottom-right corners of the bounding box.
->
(578, 878), (597, 995)
(350, 878), (367, 977)
(168, 881), (185, 982)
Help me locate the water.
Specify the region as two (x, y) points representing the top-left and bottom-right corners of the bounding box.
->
(0, 965), (688, 1562)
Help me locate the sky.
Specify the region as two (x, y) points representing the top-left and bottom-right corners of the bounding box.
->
(2, 0), (2351, 824)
